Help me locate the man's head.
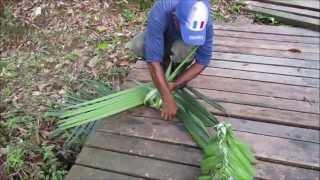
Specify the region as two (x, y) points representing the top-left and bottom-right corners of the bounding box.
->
(175, 0), (209, 46)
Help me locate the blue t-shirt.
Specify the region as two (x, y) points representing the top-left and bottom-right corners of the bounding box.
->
(144, 0), (213, 66)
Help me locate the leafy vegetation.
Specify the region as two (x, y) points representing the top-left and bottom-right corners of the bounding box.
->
(254, 13), (280, 25)
(211, 0), (245, 21)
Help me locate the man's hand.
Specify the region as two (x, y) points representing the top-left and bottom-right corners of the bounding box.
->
(168, 82), (177, 92)
(147, 62), (205, 121)
(161, 95), (177, 120)
(148, 62), (177, 121)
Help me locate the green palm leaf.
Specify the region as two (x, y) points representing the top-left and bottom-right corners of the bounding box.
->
(48, 48), (256, 179)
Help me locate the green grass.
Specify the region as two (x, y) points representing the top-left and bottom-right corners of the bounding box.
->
(254, 13), (280, 25)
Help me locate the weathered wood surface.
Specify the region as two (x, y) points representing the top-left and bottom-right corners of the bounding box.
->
(214, 29), (320, 44)
(95, 113), (319, 169)
(213, 52), (319, 69)
(214, 24), (320, 37)
(67, 25), (320, 179)
(249, 0), (320, 11)
(245, 0), (320, 31)
(135, 61), (320, 87)
(246, 1), (320, 19)
(215, 36), (320, 54)
(215, 45), (320, 61)
(132, 108), (319, 143)
(129, 69), (319, 103)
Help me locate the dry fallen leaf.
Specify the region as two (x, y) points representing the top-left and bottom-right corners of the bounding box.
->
(119, 60), (129, 66)
(96, 25), (108, 32)
(32, 7), (42, 18)
(88, 56), (101, 68)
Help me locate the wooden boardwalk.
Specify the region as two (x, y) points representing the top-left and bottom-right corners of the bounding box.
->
(66, 24), (320, 180)
(245, 0), (320, 31)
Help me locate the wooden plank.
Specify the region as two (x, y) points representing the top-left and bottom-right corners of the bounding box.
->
(214, 24), (320, 37)
(246, 1), (320, 18)
(215, 45), (320, 61)
(245, 5), (320, 31)
(135, 62), (320, 87)
(215, 29), (320, 44)
(255, 161), (320, 180)
(77, 147), (201, 180)
(208, 60), (320, 78)
(86, 131), (202, 166)
(86, 131), (320, 180)
(215, 36), (320, 54)
(66, 165), (142, 180)
(196, 88), (320, 114)
(213, 52), (320, 69)
(251, 0), (320, 11)
(97, 114), (320, 170)
(129, 68), (319, 102)
(131, 108), (320, 143)
(203, 102), (319, 129)
(203, 67), (319, 87)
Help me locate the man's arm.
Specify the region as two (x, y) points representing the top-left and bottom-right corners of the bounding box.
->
(169, 19), (214, 91)
(169, 63), (205, 91)
(144, 2), (178, 120)
(148, 62), (177, 120)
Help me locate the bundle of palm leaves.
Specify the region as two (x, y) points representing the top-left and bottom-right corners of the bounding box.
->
(47, 48), (255, 180)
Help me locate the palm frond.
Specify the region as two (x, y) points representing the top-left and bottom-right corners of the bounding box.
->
(48, 49), (256, 179)
(186, 87), (227, 114)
